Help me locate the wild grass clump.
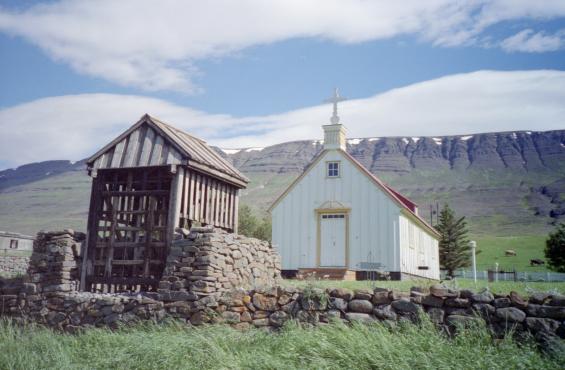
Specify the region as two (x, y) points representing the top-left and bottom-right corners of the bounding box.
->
(0, 317), (561, 370)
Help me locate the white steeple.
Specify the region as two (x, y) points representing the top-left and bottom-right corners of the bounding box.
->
(322, 88), (347, 150)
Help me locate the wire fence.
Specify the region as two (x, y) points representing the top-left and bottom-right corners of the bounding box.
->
(442, 269), (565, 282)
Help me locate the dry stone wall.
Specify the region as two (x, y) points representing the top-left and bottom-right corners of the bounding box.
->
(0, 228), (564, 354)
(159, 226), (281, 298)
(0, 255), (29, 276)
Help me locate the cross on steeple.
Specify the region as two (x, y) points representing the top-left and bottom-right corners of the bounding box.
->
(324, 87), (347, 125)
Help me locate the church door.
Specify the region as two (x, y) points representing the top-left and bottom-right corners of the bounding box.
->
(320, 213), (346, 267)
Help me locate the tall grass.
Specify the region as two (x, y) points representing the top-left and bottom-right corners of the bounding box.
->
(0, 318), (560, 370)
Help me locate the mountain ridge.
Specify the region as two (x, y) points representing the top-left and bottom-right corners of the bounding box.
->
(1, 128), (564, 237)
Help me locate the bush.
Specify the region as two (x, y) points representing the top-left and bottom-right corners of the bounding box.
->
(238, 204), (272, 242)
(545, 223), (565, 272)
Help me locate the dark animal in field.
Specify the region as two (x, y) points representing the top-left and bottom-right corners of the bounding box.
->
(504, 249), (517, 257)
(530, 259), (545, 266)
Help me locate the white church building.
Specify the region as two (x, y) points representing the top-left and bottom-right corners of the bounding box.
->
(269, 90), (440, 280)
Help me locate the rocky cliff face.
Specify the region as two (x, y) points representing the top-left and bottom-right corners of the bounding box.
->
(223, 130), (565, 175)
(1, 129), (564, 236)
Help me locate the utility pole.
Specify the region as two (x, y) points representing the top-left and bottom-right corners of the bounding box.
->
(470, 240), (477, 284)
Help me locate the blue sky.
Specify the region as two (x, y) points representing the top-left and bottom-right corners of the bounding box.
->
(0, 1), (565, 169)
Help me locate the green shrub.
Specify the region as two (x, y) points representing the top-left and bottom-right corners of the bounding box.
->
(545, 223), (565, 272)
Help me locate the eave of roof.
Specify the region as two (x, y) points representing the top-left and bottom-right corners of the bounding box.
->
(86, 114), (249, 187)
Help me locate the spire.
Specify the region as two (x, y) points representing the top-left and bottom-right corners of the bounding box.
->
(324, 87), (347, 124)
(322, 88), (347, 150)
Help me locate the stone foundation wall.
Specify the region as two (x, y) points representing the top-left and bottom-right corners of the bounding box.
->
(0, 255), (30, 277)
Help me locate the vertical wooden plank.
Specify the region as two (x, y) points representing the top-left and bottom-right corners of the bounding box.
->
(218, 184), (225, 228)
(214, 181), (221, 227)
(167, 168), (183, 248)
(122, 128), (141, 167)
(182, 168), (189, 218)
(167, 148), (182, 165)
(222, 188), (229, 228)
(104, 192), (120, 278)
(193, 174), (201, 222)
(201, 174), (207, 223)
(159, 143), (170, 165)
(110, 138), (127, 168)
(80, 176), (99, 291)
(226, 187), (233, 230)
(233, 189), (240, 234)
(143, 197), (155, 277)
(188, 170), (195, 220)
(149, 135), (164, 165)
(207, 178), (215, 225)
(138, 127), (155, 166)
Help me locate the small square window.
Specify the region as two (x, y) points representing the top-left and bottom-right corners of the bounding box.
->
(10, 239), (18, 249)
(327, 162), (339, 177)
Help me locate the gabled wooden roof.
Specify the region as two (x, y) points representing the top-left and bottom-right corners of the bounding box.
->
(86, 114), (248, 187)
(268, 148), (440, 238)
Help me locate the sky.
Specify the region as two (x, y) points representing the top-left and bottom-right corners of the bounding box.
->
(0, 0), (565, 170)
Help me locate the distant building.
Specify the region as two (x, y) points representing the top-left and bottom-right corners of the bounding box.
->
(269, 91), (440, 280)
(0, 231), (34, 252)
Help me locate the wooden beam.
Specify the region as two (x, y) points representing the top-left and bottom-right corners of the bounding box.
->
(80, 177), (100, 291)
(233, 189), (240, 234)
(188, 170), (195, 220)
(167, 168), (183, 250)
(194, 173), (201, 221)
(138, 127), (155, 166)
(110, 138), (127, 168)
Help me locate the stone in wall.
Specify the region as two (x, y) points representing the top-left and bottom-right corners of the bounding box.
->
(0, 255), (30, 277)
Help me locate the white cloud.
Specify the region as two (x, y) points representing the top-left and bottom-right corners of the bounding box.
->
(501, 29), (564, 52)
(1, 70), (564, 169)
(0, 1), (564, 92)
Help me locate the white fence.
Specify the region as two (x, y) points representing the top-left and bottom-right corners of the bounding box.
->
(441, 270), (565, 282)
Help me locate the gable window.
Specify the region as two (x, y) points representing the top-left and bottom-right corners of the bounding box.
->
(9, 239), (18, 249)
(327, 161), (340, 178)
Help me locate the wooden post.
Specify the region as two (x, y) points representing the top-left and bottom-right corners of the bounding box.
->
(233, 189), (240, 234)
(80, 176), (99, 291)
(166, 167), (183, 248)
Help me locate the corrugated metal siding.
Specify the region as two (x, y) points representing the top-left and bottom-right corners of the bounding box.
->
(272, 150), (401, 272)
(399, 214), (440, 279)
(92, 124), (183, 169)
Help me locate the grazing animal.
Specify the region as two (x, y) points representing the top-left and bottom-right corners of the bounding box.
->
(505, 249), (517, 257)
(530, 259), (545, 266)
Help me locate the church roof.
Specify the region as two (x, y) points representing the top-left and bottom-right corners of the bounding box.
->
(268, 148), (439, 238)
(86, 114), (248, 187)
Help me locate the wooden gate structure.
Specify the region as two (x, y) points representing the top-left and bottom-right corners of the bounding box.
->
(80, 114), (248, 292)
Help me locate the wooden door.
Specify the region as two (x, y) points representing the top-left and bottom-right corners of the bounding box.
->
(320, 214), (346, 267)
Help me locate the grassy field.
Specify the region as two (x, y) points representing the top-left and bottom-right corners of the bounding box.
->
(282, 278), (565, 296)
(472, 235), (550, 272)
(0, 318), (561, 370)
